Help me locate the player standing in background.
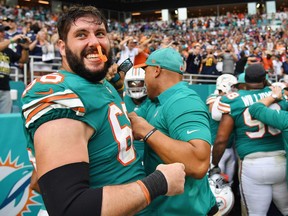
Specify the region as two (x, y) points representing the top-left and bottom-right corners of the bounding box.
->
(123, 67), (147, 161)
(21, 6), (186, 216)
(249, 85), (288, 188)
(206, 74), (238, 184)
(211, 64), (288, 215)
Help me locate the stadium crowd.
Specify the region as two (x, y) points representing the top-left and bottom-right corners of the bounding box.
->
(0, 3), (288, 216)
(0, 4), (287, 80)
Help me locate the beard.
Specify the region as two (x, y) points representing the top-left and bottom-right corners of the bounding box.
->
(65, 45), (113, 83)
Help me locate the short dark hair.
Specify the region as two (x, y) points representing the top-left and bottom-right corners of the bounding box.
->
(245, 64), (266, 83)
(57, 6), (108, 42)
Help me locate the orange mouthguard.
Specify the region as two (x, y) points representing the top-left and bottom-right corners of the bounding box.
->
(97, 45), (108, 62)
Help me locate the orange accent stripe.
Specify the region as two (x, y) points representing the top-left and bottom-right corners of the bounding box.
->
(23, 93), (78, 113)
(72, 107), (86, 113)
(25, 93), (84, 124)
(26, 102), (51, 124)
(136, 180), (151, 205)
(41, 93), (78, 103)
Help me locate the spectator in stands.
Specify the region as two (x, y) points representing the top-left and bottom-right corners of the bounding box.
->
(21, 6), (185, 215)
(133, 35), (153, 65)
(117, 36), (143, 65)
(247, 47), (263, 65)
(0, 24), (30, 114)
(273, 55), (283, 81)
(201, 45), (219, 82)
(234, 51), (248, 75)
(26, 22), (41, 42)
(186, 44), (202, 74)
(262, 50), (274, 74)
(159, 35), (173, 48)
(3, 15), (26, 73)
(282, 55), (288, 82)
(3, 15), (21, 53)
(29, 30), (54, 73)
(219, 43), (238, 75)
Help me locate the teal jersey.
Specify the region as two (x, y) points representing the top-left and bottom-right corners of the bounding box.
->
(123, 93), (146, 161)
(136, 82), (216, 216)
(249, 102), (288, 186)
(22, 71), (145, 188)
(206, 94), (234, 147)
(218, 87), (284, 160)
(278, 97), (288, 111)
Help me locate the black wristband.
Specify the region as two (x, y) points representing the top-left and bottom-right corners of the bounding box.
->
(143, 128), (157, 142)
(140, 170), (168, 201)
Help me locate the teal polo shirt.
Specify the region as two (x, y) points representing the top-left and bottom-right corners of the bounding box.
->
(136, 81), (215, 216)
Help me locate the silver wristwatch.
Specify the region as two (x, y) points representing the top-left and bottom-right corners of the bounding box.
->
(271, 93), (279, 100)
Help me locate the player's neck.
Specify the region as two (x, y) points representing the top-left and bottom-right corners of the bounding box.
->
(246, 83), (265, 90)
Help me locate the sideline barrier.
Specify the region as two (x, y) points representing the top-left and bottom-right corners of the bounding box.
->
(0, 113), (45, 215)
(188, 84), (216, 102)
(10, 81), (25, 113)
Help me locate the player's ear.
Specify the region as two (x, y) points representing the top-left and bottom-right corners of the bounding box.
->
(154, 66), (161, 78)
(57, 39), (66, 57)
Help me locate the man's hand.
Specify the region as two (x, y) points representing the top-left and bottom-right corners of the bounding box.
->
(270, 85), (283, 101)
(106, 63), (118, 81)
(106, 63), (124, 90)
(128, 112), (154, 140)
(156, 163), (185, 196)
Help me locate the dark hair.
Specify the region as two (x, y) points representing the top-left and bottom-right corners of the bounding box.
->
(30, 23), (41, 34)
(57, 6), (108, 42)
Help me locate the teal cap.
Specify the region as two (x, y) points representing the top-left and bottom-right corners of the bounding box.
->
(237, 73), (245, 84)
(136, 48), (185, 74)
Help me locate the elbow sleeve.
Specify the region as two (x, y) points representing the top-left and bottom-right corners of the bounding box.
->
(38, 162), (102, 216)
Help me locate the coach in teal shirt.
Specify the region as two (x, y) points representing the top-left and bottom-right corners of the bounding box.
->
(129, 48), (217, 216)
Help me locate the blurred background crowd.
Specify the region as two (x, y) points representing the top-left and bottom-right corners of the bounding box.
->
(0, 3), (286, 83)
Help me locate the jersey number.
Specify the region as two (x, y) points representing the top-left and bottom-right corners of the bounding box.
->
(108, 103), (136, 165)
(243, 106), (281, 138)
(22, 73), (64, 96)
